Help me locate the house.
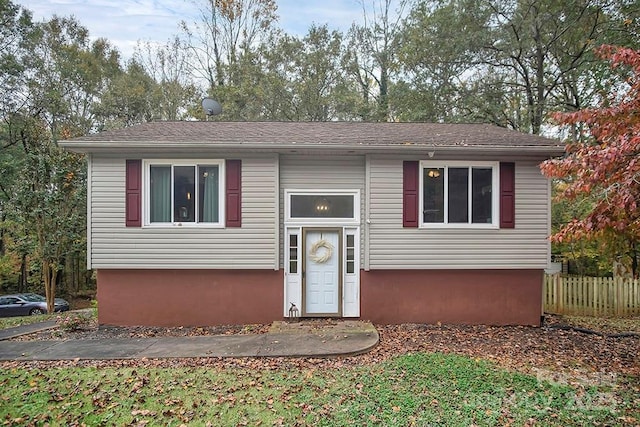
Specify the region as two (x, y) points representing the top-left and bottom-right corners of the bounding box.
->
(60, 122), (563, 327)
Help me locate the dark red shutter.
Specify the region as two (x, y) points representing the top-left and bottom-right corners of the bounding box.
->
(226, 160), (242, 227)
(125, 159), (142, 227)
(403, 161), (419, 228)
(500, 162), (515, 229)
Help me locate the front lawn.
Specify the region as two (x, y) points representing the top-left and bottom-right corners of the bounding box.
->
(0, 314), (57, 330)
(1, 353), (636, 426)
(0, 309), (96, 332)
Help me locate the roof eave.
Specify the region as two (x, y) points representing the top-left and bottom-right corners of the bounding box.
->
(59, 140), (565, 157)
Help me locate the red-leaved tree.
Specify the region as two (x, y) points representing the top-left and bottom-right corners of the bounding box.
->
(540, 45), (640, 277)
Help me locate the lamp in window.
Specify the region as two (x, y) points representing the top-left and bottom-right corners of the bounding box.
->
(427, 169), (441, 178)
(315, 197), (331, 214)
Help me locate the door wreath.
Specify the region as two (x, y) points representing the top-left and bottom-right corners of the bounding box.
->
(309, 239), (334, 263)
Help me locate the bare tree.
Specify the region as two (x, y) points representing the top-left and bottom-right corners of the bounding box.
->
(133, 37), (202, 120)
(179, 0), (278, 90)
(345, 0), (409, 121)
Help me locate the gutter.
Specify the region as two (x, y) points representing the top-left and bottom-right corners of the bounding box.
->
(59, 141), (565, 156)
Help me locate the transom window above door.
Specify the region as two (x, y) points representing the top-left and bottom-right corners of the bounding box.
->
(144, 160), (224, 226)
(286, 191), (359, 224)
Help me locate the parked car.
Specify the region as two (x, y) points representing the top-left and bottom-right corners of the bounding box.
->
(0, 293), (70, 317)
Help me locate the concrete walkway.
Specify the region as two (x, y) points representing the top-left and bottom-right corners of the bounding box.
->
(0, 320), (379, 361)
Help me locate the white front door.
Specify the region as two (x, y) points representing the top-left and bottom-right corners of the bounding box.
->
(304, 229), (340, 315)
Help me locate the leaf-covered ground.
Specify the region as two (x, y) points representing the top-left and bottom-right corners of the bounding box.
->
(1, 315), (638, 425)
(1, 352), (637, 426)
(559, 315), (640, 335)
(5, 314), (639, 377)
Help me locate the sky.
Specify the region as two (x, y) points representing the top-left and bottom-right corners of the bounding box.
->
(20, 0), (365, 59)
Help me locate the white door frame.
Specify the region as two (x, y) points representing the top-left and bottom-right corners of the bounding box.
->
(302, 227), (342, 317)
(284, 225), (360, 318)
(283, 189), (361, 318)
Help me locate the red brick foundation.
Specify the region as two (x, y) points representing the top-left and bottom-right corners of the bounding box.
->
(361, 269), (543, 326)
(97, 268), (543, 326)
(97, 269), (283, 327)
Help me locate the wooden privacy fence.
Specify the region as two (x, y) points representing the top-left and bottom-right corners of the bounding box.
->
(544, 274), (640, 316)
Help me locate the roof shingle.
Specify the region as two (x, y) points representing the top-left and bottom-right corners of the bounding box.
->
(60, 121), (563, 155)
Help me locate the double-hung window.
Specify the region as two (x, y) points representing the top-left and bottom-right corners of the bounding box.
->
(420, 161), (498, 227)
(145, 160), (224, 226)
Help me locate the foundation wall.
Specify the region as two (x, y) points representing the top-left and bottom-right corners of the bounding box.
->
(361, 269), (543, 326)
(97, 269), (283, 327)
(97, 268), (543, 326)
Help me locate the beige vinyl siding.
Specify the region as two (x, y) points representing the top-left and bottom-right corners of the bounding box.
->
(368, 158), (550, 269)
(279, 155), (365, 268)
(90, 155), (278, 269)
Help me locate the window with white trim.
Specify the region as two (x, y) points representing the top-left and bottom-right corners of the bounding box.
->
(345, 233), (356, 274)
(288, 233), (299, 274)
(285, 190), (360, 224)
(145, 160), (224, 226)
(420, 161), (498, 227)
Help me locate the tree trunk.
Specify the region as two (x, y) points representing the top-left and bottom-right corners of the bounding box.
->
(17, 254), (28, 292)
(43, 262), (57, 314)
(0, 214), (4, 257)
(531, 9), (545, 135)
(74, 254), (80, 293)
(378, 65), (389, 122)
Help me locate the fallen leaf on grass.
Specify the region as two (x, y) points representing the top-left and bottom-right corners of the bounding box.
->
(131, 409), (155, 416)
(3, 315), (638, 382)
